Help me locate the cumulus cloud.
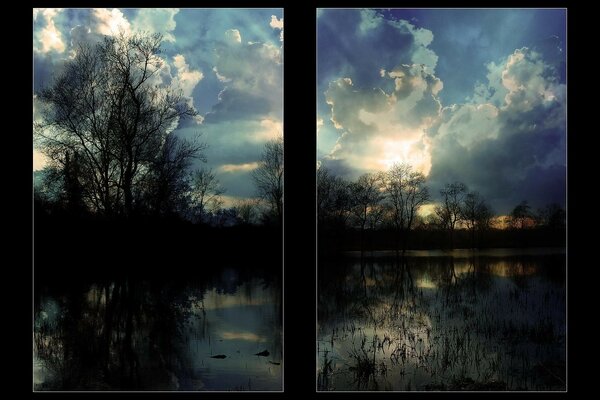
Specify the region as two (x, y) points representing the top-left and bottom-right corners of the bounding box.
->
(318, 9), (438, 92)
(224, 28), (242, 44)
(269, 15), (283, 30)
(205, 27), (282, 125)
(318, 10), (566, 213)
(34, 8), (66, 53)
(93, 8), (131, 36)
(133, 8), (179, 42)
(323, 63), (443, 176)
(180, 24), (282, 197)
(256, 118), (283, 141)
(269, 15), (283, 42)
(427, 48), (566, 211)
(172, 54), (203, 97)
(33, 9), (283, 201)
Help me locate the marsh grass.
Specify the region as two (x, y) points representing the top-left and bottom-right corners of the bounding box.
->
(317, 254), (565, 391)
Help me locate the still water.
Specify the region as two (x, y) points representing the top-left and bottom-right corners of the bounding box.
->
(34, 268), (282, 391)
(317, 249), (565, 391)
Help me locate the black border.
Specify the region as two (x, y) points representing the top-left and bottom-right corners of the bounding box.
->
(18, 1), (585, 398)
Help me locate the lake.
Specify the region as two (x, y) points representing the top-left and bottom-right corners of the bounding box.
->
(317, 249), (566, 391)
(34, 267), (282, 391)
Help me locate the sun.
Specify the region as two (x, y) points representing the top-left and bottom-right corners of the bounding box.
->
(375, 138), (432, 176)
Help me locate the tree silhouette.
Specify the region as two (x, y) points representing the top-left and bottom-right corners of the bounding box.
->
(317, 166), (352, 228)
(383, 163), (430, 255)
(142, 134), (205, 217)
(234, 199), (259, 225)
(349, 173), (385, 254)
(189, 168), (224, 224)
(510, 200), (533, 229)
(35, 33), (203, 217)
(461, 191), (493, 248)
(252, 138), (283, 225)
(536, 203), (565, 230)
(436, 182), (467, 249)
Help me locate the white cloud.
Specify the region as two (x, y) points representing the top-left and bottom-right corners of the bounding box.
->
(205, 29), (282, 124)
(355, 11), (438, 71)
(320, 30), (565, 209)
(426, 47), (566, 210)
(359, 9), (381, 34)
(173, 54), (203, 97)
(323, 64), (443, 176)
(34, 8), (66, 53)
(269, 15), (283, 30)
(213, 66), (231, 82)
(255, 118), (282, 141)
(225, 28), (242, 44)
(219, 162), (260, 173)
(93, 8), (131, 36)
(433, 103), (500, 150)
(501, 48), (563, 112)
(132, 8), (179, 42)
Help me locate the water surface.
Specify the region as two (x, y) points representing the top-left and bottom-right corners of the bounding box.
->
(317, 250), (565, 391)
(34, 267), (282, 391)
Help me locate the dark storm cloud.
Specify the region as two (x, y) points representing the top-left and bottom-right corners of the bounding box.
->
(427, 47), (566, 213)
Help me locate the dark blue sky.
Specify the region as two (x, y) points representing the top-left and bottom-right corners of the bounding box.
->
(383, 9), (566, 105)
(318, 9), (566, 213)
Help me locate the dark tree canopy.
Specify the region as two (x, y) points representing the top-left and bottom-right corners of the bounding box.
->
(189, 168), (225, 223)
(383, 163), (430, 253)
(510, 200), (534, 229)
(252, 138), (283, 224)
(35, 33), (204, 217)
(435, 182), (467, 248)
(317, 166), (352, 227)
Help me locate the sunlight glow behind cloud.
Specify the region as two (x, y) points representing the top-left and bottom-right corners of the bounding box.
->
(318, 9), (565, 212)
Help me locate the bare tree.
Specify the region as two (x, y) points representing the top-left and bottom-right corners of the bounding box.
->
(436, 182), (467, 249)
(349, 173), (385, 254)
(234, 199), (259, 225)
(461, 191), (493, 248)
(189, 168), (224, 223)
(35, 33), (202, 217)
(383, 163), (430, 255)
(143, 134), (204, 217)
(317, 166), (352, 228)
(252, 138), (283, 224)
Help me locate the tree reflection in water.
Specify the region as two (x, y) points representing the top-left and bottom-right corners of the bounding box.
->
(34, 270), (282, 391)
(318, 253), (565, 391)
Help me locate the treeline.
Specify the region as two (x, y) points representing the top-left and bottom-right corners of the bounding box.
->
(318, 164), (565, 256)
(33, 33), (283, 276)
(34, 33), (283, 228)
(33, 138), (283, 228)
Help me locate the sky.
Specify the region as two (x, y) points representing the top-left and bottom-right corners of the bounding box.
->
(33, 8), (283, 204)
(317, 9), (566, 214)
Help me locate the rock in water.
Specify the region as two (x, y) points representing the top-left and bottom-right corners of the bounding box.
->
(254, 350), (270, 357)
(210, 354), (227, 359)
